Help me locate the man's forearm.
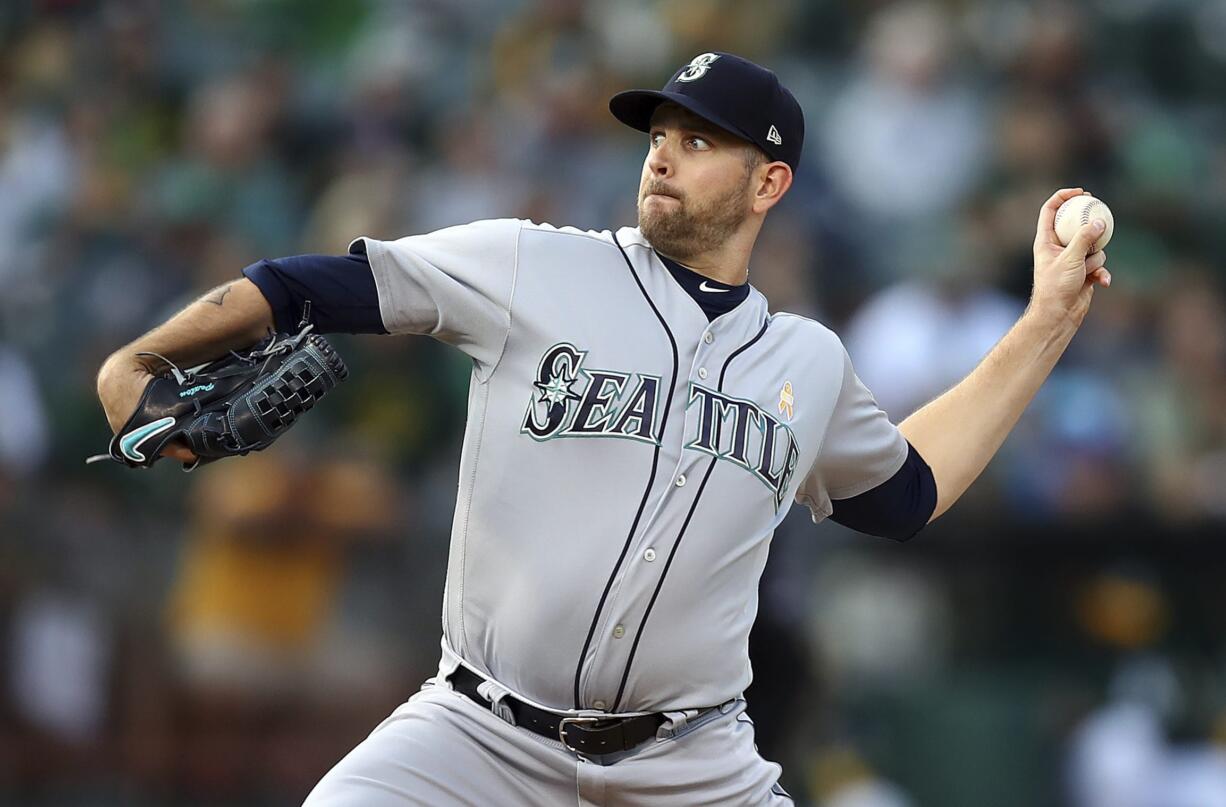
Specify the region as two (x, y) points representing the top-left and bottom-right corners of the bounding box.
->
(899, 305), (1081, 520)
(97, 278), (274, 431)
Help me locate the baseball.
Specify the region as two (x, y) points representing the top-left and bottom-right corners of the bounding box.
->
(1054, 194), (1114, 252)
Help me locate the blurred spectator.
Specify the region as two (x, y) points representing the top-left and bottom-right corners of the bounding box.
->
(1067, 661), (1226, 807)
(806, 552), (951, 691)
(843, 206), (1022, 419)
(9, 588), (111, 743)
(1128, 270), (1226, 521)
(409, 106), (532, 231)
(0, 346), (49, 473)
(162, 450), (402, 798)
(0, 102), (76, 290)
(167, 451), (397, 696)
(821, 1), (988, 281)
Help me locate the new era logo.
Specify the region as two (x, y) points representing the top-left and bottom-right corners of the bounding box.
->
(766, 125), (782, 146)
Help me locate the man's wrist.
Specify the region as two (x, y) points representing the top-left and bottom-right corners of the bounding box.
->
(1025, 296), (1085, 332)
(1021, 299), (1083, 357)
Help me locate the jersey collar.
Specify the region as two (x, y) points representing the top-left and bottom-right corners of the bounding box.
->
(654, 251), (751, 322)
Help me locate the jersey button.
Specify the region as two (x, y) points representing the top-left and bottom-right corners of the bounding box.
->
(613, 624), (625, 639)
(593, 699), (607, 710)
(676, 474), (686, 487)
(704, 332), (714, 344)
(697, 367), (708, 380)
(644, 548), (656, 562)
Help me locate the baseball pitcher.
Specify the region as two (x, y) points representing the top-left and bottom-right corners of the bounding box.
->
(95, 53), (1111, 805)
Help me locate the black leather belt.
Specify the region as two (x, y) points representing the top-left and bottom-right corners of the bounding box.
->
(447, 666), (666, 756)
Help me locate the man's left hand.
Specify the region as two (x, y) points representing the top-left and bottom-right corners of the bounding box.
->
(1030, 187), (1111, 326)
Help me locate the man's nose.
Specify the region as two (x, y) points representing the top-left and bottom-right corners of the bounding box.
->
(647, 139), (673, 177)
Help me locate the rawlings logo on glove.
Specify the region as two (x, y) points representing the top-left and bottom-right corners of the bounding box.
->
(88, 323), (348, 471)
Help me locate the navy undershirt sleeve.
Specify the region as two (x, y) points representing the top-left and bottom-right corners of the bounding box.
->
(241, 247), (387, 335)
(828, 441), (937, 542)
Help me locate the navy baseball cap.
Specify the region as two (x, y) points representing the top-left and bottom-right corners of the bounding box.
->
(610, 52), (804, 172)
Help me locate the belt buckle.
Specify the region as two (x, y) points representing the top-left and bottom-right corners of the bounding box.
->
(558, 715), (602, 754)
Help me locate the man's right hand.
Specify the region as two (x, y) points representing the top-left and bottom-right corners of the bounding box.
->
(96, 356), (199, 463)
(94, 277), (275, 466)
(96, 356), (152, 433)
(93, 322), (347, 471)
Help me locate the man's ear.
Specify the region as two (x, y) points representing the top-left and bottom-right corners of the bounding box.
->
(753, 162), (793, 214)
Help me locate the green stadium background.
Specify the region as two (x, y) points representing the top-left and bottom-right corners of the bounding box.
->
(1, 1), (1224, 805)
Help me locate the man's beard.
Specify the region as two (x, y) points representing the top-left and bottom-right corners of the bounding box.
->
(637, 176), (751, 262)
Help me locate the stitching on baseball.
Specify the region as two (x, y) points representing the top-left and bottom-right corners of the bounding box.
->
(1079, 200), (1101, 226)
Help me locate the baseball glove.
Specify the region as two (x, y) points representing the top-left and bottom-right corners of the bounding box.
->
(89, 323), (348, 471)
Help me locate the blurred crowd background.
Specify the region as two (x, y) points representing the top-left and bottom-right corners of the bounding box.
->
(1, 0), (1224, 805)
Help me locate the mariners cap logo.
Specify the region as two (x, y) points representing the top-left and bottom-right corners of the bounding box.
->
(778, 381), (794, 420)
(767, 125), (782, 146)
(676, 53), (720, 82)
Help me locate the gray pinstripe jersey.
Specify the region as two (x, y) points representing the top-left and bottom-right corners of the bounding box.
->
(352, 219), (907, 715)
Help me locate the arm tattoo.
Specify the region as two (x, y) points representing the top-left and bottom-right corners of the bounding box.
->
(204, 283), (233, 306)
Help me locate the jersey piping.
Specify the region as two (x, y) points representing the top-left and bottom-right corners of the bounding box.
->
(571, 230), (681, 709)
(610, 316), (771, 711)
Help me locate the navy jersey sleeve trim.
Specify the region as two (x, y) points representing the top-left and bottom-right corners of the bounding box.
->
(242, 252), (388, 335)
(828, 441), (937, 542)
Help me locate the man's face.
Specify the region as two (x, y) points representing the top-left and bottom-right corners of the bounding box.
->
(637, 103), (759, 262)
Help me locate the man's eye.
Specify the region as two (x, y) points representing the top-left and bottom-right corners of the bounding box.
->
(650, 132), (664, 147)
(688, 137), (710, 150)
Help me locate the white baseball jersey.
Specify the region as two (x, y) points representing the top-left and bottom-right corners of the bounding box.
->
(351, 219), (907, 715)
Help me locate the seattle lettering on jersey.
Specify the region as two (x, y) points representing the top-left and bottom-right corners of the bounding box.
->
(686, 383), (800, 511)
(520, 342), (801, 510)
(521, 343), (661, 444)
